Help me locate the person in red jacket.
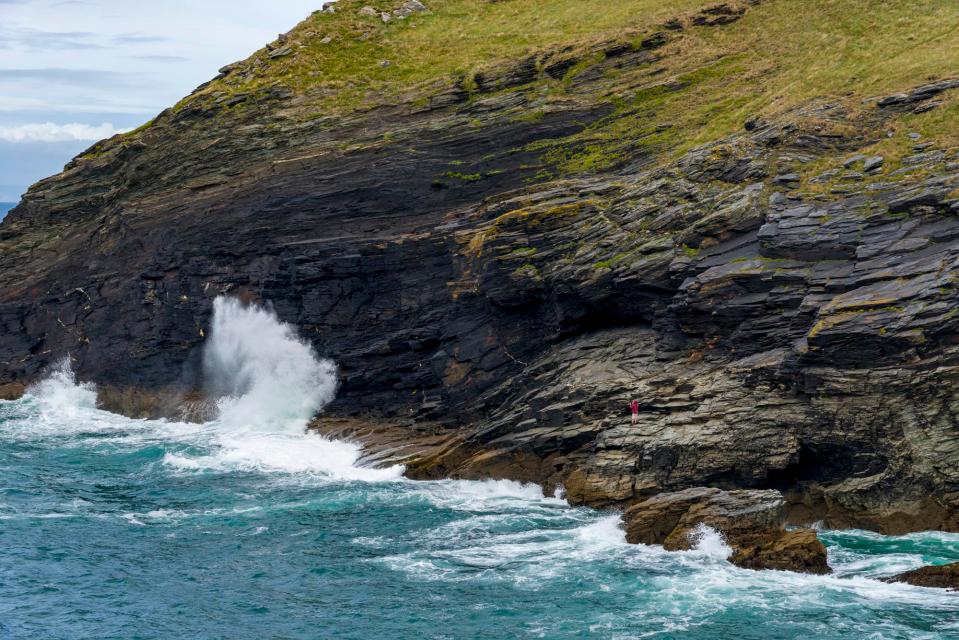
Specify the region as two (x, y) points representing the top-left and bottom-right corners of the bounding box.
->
(629, 399), (640, 425)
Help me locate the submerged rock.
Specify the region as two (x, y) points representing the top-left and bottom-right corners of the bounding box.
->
(623, 488), (831, 574)
(885, 562), (959, 589)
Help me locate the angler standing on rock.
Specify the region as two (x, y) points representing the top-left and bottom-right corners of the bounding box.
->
(630, 398), (640, 426)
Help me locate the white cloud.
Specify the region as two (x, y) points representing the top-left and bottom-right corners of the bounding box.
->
(0, 121), (127, 143)
(0, 1), (322, 192)
(0, 0), (322, 114)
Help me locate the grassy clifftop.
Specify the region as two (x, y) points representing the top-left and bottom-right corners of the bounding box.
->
(159, 0), (959, 173)
(67, 0), (959, 201)
(205, 0), (958, 105)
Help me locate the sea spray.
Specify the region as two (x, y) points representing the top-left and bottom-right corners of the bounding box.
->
(163, 296), (402, 480)
(689, 523), (733, 560)
(4, 297), (400, 480)
(0, 359), (136, 442)
(203, 296), (337, 431)
(29, 358), (98, 417)
(4, 341), (959, 637)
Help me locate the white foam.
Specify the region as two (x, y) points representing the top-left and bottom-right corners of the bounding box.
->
(29, 359), (98, 414)
(162, 429), (402, 481)
(203, 297), (337, 431)
(573, 514), (630, 549)
(688, 523), (733, 560)
(0, 367), (164, 446)
(158, 297), (404, 480)
(421, 479), (565, 511)
(3, 297), (404, 482)
(829, 553), (927, 579)
(0, 512), (80, 520)
(379, 512), (634, 586)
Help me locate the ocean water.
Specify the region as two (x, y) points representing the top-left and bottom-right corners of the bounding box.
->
(2, 299), (959, 639)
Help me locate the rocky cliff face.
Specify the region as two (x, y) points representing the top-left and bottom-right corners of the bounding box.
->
(3, 0), (959, 534)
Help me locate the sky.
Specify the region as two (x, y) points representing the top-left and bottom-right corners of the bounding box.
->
(0, 0), (323, 202)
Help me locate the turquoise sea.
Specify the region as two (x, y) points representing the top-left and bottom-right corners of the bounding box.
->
(2, 299), (958, 639)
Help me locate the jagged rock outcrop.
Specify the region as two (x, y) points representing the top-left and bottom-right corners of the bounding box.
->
(885, 562), (959, 590)
(2, 0), (959, 536)
(623, 487), (830, 573)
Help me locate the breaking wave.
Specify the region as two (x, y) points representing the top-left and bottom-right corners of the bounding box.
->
(203, 296), (337, 431)
(7, 297), (402, 481)
(2, 297), (959, 638)
(163, 296), (400, 480)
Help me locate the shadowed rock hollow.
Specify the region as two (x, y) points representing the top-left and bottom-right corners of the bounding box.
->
(3, 0), (959, 537)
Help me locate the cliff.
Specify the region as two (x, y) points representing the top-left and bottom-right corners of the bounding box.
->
(3, 0), (959, 533)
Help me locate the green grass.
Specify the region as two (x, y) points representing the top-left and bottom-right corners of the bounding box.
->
(465, 201), (589, 256)
(245, 1), (957, 103)
(153, 0), (959, 175)
(442, 171), (485, 181)
(512, 263), (541, 278)
(530, 0), (959, 173)
(799, 92), (959, 193)
(205, 0), (711, 104)
(681, 244), (701, 258)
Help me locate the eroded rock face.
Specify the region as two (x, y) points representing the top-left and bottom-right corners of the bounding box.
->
(730, 529), (830, 574)
(623, 488), (830, 574)
(2, 3), (959, 536)
(884, 562), (959, 589)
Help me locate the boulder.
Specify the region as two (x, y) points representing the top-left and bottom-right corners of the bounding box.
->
(394, 0), (429, 18)
(268, 46), (293, 59)
(884, 562), (959, 589)
(843, 154), (865, 168)
(863, 155), (884, 172)
(623, 487), (831, 574)
(730, 529), (831, 574)
(774, 173), (801, 184)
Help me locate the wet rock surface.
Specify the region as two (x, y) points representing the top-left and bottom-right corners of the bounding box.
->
(885, 562), (959, 590)
(623, 488), (830, 574)
(3, 4), (959, 537)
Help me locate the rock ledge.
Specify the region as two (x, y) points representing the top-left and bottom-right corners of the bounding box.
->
(623, 487), (831, 574)
(885, 562), (959, 589)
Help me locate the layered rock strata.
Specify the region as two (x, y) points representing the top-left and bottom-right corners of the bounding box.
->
(2, 1), (959, 537)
